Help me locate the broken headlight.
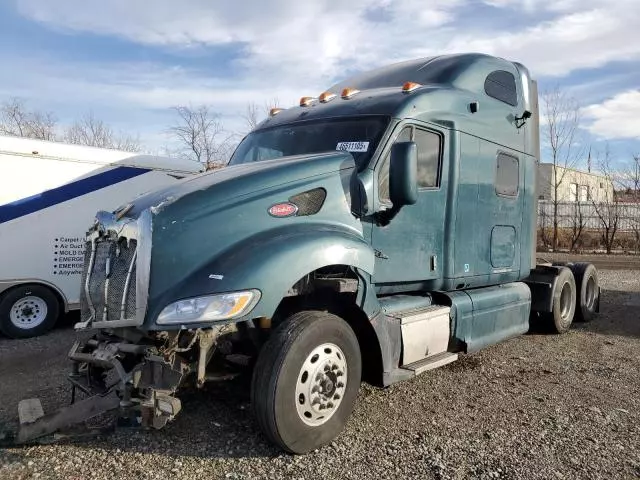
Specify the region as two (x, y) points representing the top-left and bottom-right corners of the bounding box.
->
(157, 290), (261, 325)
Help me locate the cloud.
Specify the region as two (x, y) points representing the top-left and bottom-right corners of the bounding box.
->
(583, 90), (640, 140)
(6, 0), (640, 153)
(448, 3), (640, 77)
(15, 0), (640, 81)
(15, 0), (465, 85)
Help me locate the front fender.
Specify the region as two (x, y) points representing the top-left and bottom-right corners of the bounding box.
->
(146, 224), (375, 328)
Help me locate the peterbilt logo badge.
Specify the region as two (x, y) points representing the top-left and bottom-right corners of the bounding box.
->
(268, 202), (298, 217)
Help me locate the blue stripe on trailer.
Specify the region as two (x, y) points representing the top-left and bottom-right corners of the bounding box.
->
(0, 166), (150, 224)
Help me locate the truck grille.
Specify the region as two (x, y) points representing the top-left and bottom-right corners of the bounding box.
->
(80, 238), (138, 324)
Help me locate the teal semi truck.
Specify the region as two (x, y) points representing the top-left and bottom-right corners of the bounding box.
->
(10, 53), (600, 453)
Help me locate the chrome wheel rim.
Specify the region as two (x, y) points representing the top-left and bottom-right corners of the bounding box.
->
(585, 277), (597, 310)
(10, 296), (48, 329)
(295, 343), (347, 427)
(560, 282), (572, 323)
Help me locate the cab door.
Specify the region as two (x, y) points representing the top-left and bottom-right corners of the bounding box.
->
(371, 124), (448, 287)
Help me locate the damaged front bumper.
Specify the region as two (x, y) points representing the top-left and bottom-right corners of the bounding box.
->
(5, 326), (235, 446)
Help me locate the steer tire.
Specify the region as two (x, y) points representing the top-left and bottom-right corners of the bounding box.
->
(251, 310), (361, 454)
(543, 267), (577, 334)
(0, 284), (60, 339)
(571, 263), (599, 322)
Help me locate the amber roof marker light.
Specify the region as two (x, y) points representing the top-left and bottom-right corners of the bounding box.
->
(402, 82), (422, 93)
(319, 91), (337, 103)
(341, 87), (360, 99)
(269, 108), (284, 116)
(299, 96), (316, 107)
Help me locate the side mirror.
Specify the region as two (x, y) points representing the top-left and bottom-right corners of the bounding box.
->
(389, 141), (418, 207)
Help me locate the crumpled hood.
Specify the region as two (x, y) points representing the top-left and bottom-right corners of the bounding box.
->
(125, 151), (356, 218)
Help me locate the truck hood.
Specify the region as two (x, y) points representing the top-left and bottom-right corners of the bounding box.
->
(125, 151), (356, 218)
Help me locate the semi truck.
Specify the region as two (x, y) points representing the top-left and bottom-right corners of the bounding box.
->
(8, 53), (600, 454)
(0, 135), (203, 338)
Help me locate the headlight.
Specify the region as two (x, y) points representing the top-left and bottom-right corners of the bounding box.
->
(157, 290), (260, 325)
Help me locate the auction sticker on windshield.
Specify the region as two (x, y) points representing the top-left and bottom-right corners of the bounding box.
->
(336, 141), (369, 152)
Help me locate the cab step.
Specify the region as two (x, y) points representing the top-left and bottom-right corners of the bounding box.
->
(401, 352), (458, 375)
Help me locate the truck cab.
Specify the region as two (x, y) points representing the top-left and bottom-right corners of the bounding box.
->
(13, 53), (600, 454)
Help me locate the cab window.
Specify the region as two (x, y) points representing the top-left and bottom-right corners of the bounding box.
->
(379, 126), (442, 201)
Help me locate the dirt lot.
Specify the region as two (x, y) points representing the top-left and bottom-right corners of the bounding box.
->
(1, 264), (639, 480)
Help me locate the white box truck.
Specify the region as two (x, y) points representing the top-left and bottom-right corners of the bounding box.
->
(0, 135), (203, 338)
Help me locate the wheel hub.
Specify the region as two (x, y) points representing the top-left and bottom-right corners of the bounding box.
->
(9, 296), (48, 329)
(295, 343), (347, 426)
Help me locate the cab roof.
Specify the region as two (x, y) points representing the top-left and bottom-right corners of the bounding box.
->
(255, 53), (522, 130)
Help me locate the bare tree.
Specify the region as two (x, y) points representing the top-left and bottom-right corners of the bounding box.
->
(541, 86), (584, 251)
(568, 200), (586, 252)
(0, 98), (58, 140)
(168, 105), (235, 169)
(241, 98), (281, 132)
(64, 111), (140, 151)
(591, 145), (620, 254)
(538, 203), (551, 249)
(242, 102), (262, 131)
(624, 154), (640, 196)
(625, 154), (640, 252)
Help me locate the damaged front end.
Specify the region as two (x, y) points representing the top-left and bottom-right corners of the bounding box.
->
(5, 207), (246, 446)
(10, 325), (238, 445)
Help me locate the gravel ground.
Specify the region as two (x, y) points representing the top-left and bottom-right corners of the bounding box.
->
(1, 269), (639, 480)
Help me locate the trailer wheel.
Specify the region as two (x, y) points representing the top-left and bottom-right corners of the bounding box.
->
(544, 267), (576, 334)
(571, 263), (599, 322)
(0, 285), (60, 339)
(251, 310), (361, 454)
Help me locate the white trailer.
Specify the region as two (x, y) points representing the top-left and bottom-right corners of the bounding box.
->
(0, 135), (203, 338)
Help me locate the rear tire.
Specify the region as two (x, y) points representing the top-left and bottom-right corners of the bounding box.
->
(570, 263), (599, 323)
(543, 267), (576, 334)
(552, 262), (599, 322)
(0, 285), (60, 339)
(251, 310), (361, 454)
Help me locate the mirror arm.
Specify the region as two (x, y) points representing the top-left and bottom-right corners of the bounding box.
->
(515, 110), (532, 129)
(374, 205), (401, 226)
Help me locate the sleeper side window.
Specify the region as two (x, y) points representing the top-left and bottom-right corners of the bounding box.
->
(484, 70), (518, 106)
(379, 126), (442, 202)
(495, 152), (519, 197)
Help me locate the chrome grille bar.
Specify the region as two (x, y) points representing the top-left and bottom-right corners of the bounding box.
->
(84, 239), (97, 322)
(103, 255), (111, 322)
(120, 249), (137, 320)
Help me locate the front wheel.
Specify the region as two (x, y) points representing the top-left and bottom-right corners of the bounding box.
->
(251, 310), (361, 454)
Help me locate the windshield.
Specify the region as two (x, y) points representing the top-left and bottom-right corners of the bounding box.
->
(228, 116), (390, 170)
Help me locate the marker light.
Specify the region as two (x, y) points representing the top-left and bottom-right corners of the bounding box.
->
(341, 87), (360, 99)
(299, 96), (316, 107)
(402, 82), (422, 93)
(269, 108), (284, 116)
(319, 91), (336, 103)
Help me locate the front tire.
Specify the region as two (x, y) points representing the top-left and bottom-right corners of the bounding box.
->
(0, 284), (60, 339)
(251, 310), (361, 454)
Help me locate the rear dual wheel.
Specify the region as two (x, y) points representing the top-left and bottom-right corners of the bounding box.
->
(251, 311), (361, 454)
(551, 262), (600, 323)
(543, 267), (576, 334)
(572, 263), (599, 323)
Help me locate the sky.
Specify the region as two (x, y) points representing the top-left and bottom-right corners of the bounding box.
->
(0, 0), (639, 170)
